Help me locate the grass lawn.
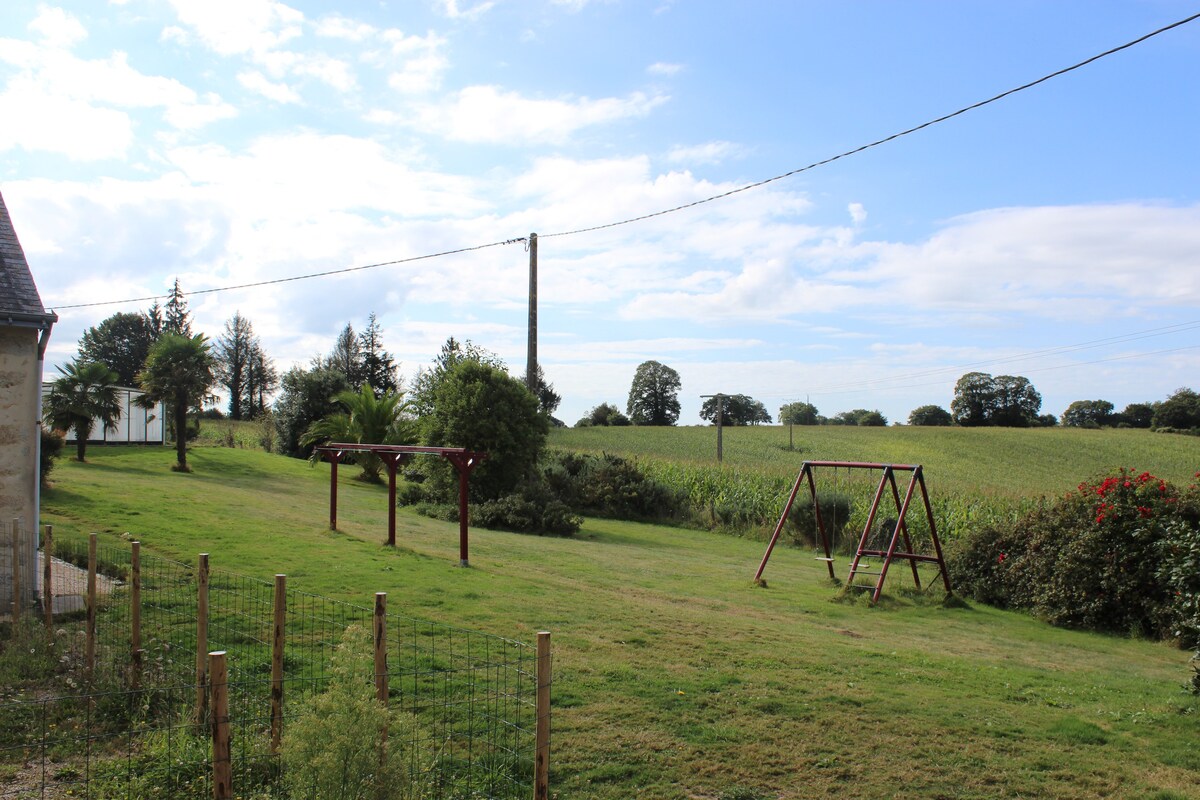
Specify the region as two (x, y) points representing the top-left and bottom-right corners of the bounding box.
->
(41, 445), (1200, 799)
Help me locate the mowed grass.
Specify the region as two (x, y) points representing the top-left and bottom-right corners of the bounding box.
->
(41, 446), (1200, 800)
(551, 424), (1200, 497)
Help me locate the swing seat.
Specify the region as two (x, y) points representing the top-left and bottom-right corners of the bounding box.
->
(814, 557), (835, 562)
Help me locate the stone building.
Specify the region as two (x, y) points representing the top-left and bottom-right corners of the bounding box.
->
(0, 188), (56, 610)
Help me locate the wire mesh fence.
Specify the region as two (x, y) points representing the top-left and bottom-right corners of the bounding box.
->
(1, 530), (549, 799)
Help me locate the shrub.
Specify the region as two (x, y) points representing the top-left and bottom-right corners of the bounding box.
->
(473, 493), (581, 537)
(543, 451), (686, 522)
(948, 468), (1200, 641)
(1159, 516), (1200, 692)
(39, 427), (64, 487)
(282, 626), (429, 799)
(785, 492), (855, 552)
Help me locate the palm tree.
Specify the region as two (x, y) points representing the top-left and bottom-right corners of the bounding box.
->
(138, 333), (215, 472)
(43, 360), (122, 462)
(301, 385), (415, 482)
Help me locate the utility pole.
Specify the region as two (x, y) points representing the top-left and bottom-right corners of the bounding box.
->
(701, 393), (725, 463)
(526, 232), (538, 394)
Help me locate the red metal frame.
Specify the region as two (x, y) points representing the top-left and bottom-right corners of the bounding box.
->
(315, 444), (488, 567)
(754, 461), (952, 603)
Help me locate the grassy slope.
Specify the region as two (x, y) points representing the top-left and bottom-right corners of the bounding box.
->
(551, 425), (1200, 497)
(42, 446), (1200, 800)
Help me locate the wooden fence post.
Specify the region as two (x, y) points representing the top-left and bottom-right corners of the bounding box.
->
(534, 631), (551, 800)
(42, 525), (52, 639)
(131, 541), (142, 689)
(195, 553), (210, 725)
(210, 651), (232, 800)
(270, 574), (286, 755)
(86, 533), (97, 682)
(374, 591), (389, 781)
(11, 518), (21, 623)
(374, 592), (388, 704)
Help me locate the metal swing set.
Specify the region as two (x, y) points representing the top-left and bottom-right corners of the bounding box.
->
(753, 461), (953, 603)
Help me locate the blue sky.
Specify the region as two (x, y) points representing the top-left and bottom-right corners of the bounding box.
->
(3, 0), (1199, 426)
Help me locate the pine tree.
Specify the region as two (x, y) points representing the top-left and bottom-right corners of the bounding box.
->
(164, 279), (192, 336)
(326, 323), (363, 390)
(358, 312), (399, 398)
(214, 313), (255, 420)
(243, 342), (279, 418)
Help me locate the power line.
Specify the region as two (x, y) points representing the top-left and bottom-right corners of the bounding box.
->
(541, 10), (1200, 240)
(50, 237), (529, 311)
(46, 10), (1200, 312)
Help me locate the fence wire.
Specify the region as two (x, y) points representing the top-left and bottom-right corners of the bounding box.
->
(1, 533), (542, 799)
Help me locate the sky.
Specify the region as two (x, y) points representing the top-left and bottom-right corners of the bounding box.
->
(3, 0), (1200, 427)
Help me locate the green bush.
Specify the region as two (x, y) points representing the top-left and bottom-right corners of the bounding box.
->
(39, 427), (64, 487)
(785, 491), (854, 552)
(473, 493), (582, 536)
(949, 468), (1200, 641)
(543, 451), (687, 522)
(282, 626), (429, 800)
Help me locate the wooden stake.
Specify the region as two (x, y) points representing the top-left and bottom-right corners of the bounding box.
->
(195, 553), (210, 725)
(42, 525), (52, 638)
(270, 574), (286, 755)
(86, 533), (97, 681)
(11, 518), (21, 623)
(131, 541), (142, 689)
(534, 631), (551, 800)
(374, 593), (388, 704)
(209, 651), (232, 800)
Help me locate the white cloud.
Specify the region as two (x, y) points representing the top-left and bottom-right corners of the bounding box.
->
(377, 29), (448, 94)
(436, 0), (496, 20)
(166, 0), (304, 57)
(28, 5), (88, 49)
(0, 73), (132, 160)
(667, 141), (743, 166)
(647, 62), (682, 77)
(315, 14), (376, 41)
(0, 38), (236, 142)
(409, 86), (668, 144)
(238, 70), (301, 103)
(848, 202), (866, 224)
(868, 204), (1200, 316)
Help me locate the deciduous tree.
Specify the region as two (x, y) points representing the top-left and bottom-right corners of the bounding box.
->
(1153, 387), (1200, 430)
(779, 402), (820, 426)
(422, 359), (549, 501)
(576, 402), (630, 427)
(700, 394), (772, 426)
(1061, 400), (1115, 428)
(76, 312), (157, 386)
(273, 366), (349, 458)
(908, 405), (953, 426)
(626, 360), (681, 426)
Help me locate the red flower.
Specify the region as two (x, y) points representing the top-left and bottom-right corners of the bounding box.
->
(1137, 506), (1152, 518)
(997, 553), (1007, 564)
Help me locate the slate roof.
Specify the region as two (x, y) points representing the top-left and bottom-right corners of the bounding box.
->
(0, 188), (55, 324)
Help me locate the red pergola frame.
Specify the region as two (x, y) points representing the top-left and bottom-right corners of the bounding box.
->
(753, 461), (952, 603)
(316, 444), (487, 567)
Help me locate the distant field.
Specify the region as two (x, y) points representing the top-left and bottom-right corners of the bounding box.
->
(551, 424), (1200, 498)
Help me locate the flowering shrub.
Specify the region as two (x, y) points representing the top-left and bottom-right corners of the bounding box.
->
(948, 468), (1200, 644)
(1158, 516), (1200, 693)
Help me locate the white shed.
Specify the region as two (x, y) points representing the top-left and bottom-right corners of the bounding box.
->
(44, 384), (167, 445)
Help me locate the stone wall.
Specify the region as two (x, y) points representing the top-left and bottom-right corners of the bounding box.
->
(0, 325), (40, 609)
